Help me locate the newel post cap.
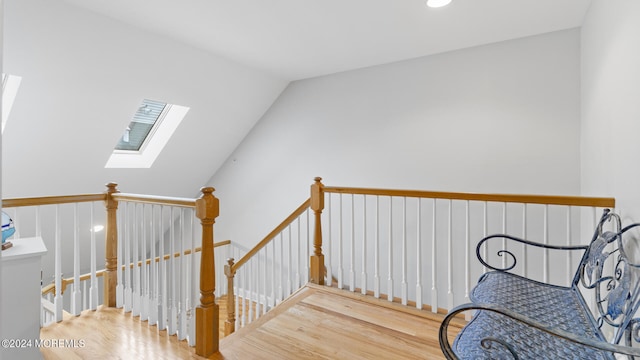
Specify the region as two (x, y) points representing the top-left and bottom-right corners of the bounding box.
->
(196, 187), (220, 221)
(311, 177), (324, 211)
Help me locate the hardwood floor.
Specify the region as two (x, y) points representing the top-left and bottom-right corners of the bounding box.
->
(40, 307), (203, 360)
(40, 285), (462, 359)
(215, 284), (463, 359)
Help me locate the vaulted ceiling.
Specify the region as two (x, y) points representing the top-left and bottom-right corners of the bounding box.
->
(60, 0), (592, 80)
(2, 0), (592, 199)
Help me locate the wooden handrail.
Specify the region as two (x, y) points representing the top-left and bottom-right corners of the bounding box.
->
(324, 186), (616, 208)
(3, 191), (199, 208)
(111, 193), (197, 208)
(121, 240), (231, 270)
(231, 198), (311, 273)
(42, 270), (107, 297)
(41, 240), (232, 297)
(223, 198), (311, 336)
(2, 193), (106, 207)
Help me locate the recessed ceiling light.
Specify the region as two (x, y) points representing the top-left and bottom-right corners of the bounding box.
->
(427, 0), (452, 8)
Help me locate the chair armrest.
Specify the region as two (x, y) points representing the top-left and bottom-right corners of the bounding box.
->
(439, 302), (640, 360)
(476, 234), (589, 272)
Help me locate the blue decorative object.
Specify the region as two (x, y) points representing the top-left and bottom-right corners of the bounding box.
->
(2, 211), (15, 243)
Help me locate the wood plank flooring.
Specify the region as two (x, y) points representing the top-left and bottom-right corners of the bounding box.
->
(39, 285), (462, 359)
(215, 284), (463, 359)
(40, 307), (203, 360)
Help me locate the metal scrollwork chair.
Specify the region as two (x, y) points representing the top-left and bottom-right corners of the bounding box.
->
(440, 209), (640, 360)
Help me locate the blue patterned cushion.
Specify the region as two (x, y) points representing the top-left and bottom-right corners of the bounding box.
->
(452, 271), (614, 360)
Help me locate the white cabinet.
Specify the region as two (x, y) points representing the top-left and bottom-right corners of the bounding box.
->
(1, 237), (47, 360)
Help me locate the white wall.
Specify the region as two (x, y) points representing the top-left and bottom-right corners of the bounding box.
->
(209, 29), (582, 248)
(2, 0), (287, 199)
(581, 1), (640, 223)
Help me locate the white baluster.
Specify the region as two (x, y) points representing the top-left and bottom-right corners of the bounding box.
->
(124, 203), (132, 313)
(430, 199), (437, 313)
(306, 208), (310, 284)
(361, 195), (367, 296)
(447, 200), (454, 310)
(522, 204), (527, 278)
(566, 206), (572, 286)
(338, 194), (344, 289)
(401, 197), (407, 305)
(296, 216), (302, 289)
(248, 257), (254, 323)
(168, 207), (177, 335)
(543, 204), (549, 283)
(388, 196), (394, 302)
(326, 195), (331, 287)
(501, 202), (507, 270)
(374, 196), (380, 299)
(464, 201), (470, 305)
(133, 204), (141, 317)
(149, 205), (158, 326)
(262, 248), (267, 316)
(482, 202), (488, 274)
(278, 233), (283, 303)
(82, 281), (87, 311)
(271, 240), (276, 308)
(141, 204), (149, 321)
(350, 194), (355, 292)
(178, 208), (187, 340)
(234, 266), (240, 331)
(71, 203), (82, 315)
(255, 253), (260, 318)
(464, 201), (471, 320)
(416, 199), (422, 309)
(241, 263), (246, 327)
(54, 205), (63, 322)
(157, 206), (166, 331)
(115, 205), (123, 309)
(90, 204), (99, 310)
(287, 225), (292, 297)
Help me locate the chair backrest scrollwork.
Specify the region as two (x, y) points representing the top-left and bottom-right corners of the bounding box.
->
(577, 210), (640, 346)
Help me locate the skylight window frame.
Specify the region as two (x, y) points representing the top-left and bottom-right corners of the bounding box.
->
(105, 99), (189, 169)
(112, 102), (173, 155)
(1, 73), (22, 133)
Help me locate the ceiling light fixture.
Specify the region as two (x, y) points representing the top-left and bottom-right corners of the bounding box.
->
(426, 0), (452, 8)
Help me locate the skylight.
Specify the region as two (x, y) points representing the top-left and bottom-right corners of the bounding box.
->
(2, 73), (22, 133)
(105, 98), (189, 168)
(115, 99), (167, 151)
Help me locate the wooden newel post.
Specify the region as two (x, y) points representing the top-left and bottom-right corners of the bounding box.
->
(195, 187), (220, 357)
(104, 182), (119, 307)
(224, 258), (236, 336)
(310, 177), (325, 285)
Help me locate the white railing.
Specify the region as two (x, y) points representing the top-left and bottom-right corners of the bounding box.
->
(111, 191), (231, 348)
(6, 178), (614, 354)
(3, 185), (229, 356)
(320, 184), (615, 314)
(223, 199), (312, 335)
(3, 194), (107, 325)
(222, 178), (615, 337)
(114, 198), (201, 343)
